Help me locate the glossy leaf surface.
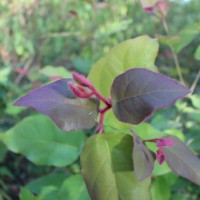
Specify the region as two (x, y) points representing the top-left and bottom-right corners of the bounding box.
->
(81, 133), (151, 200)
(111, 68), (190, 124)
(2, 116), (86, 166)
(132, 131), (155, 181)
(14, 78), (99, 131)
(35, 175), (90, 200)
(88, 35), (158, 97)
(20, 188), (43, 200)
(27, 173), (68, 194)
(52, 175), (90, 200)
(164, 135), (200, 186)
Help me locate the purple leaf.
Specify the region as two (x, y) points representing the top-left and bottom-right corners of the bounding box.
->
(14, 79), (100, 131)
(132, 130), (155, 181)
(163, 135), (200, 186)
(111, 68), (190, 124)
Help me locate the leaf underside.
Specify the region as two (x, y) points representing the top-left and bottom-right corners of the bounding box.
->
(132, 130), (155, 181)
(14, 78), (100, 131)
(111, 68), (190, 125)
(164, 135), (200, 186)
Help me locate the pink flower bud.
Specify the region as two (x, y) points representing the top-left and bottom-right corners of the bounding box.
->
(144, 6), (155, 13)
(72, 72), (93, 88)
(146, 137), (174, 165)
(155, 1), (170, 17)
(141, 0), (170, 17)
(68, 82), (81, 96)
(156, 147), (165, 165)
(68, 82), (93, 98)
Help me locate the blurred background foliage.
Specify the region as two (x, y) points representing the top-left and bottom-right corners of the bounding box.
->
(0, 0), (200, 199)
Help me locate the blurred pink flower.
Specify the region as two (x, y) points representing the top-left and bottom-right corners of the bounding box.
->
(155, 1), (170, 17)
(141, 0), (170, 17)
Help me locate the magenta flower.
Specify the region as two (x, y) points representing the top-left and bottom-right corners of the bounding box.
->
(143, 6), (155, 13)
(155, 1), (170, 17)
(141, 1), (170, 17)
(72, 72), (93, 89)
(146, 138), (174, 165)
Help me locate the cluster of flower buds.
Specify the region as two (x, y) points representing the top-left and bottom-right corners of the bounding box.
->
(69, 72), (111, 106)
(146, 138), (174, 165)
(69, 72), (112, 133)
(68, 72), (94, 99)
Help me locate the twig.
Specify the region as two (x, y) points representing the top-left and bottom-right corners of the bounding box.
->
(14, 57), (34, 84)
(190, 69), (200, 92)
(162, 18), (185, 84)
(169, 45), (185, 84)
(95, 103), (111, 134)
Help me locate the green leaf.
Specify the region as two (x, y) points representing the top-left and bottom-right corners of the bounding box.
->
(95, 19), (133, 39)
(39, 175), (90, 200)
(27, 172), (69, 194)
(88, 35), (158, 97)
(157, 35), (179, 46)
(163, 129), (185, 142)
(72, 57), (92, 75)
(40, 66), (72, 78)
(81, 133), (151, 200)
(152, 162), (171, 176)
(132, 123), (164, 140)
(55, 175), (90, 200)
(5, 100), (26, 116)
(39, 186), (58, 200)
(151, 115), (182, 131)
(189, 110), (200, 122)
(194, 45), (200, 60)
(189, 94), (200, 110)
(0, 67), (11, 84)
(0, 167), (13, 178)
(0, 142), (7, 162)
(2, 115), (86, 166)
(151, 176), (171, 200)
(173, 26), (199, 53)
(20, 188), (43, 200)
(104, 110), (131, 133)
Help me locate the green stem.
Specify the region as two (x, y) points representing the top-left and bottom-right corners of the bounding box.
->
(190, 69), (200, 92)
(162, 17), (185, 84)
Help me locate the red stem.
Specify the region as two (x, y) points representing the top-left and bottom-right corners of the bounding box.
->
(69, 74), (112, 133)
(90, 86), (111, 106)
(95, 103), (111, 134)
